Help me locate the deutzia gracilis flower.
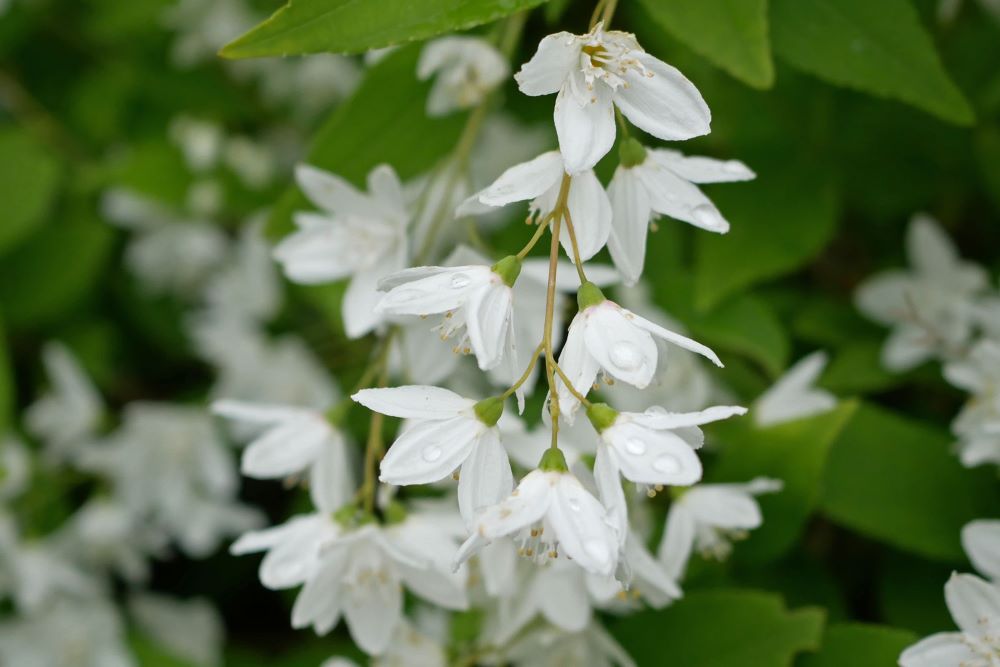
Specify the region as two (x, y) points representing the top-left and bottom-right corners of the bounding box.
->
(0, 599), (133, 667)
(753, 351), (837, 427)
(962, 520), (1000, 581)
(455, 448), (619, 576)
(658, 477), (782, 580)
(211, 400), (355, 511)
(556, 282), (722, 420)
(274, 163), (408, 338)
(457, 150), (612, 262)
(418, 36), (509, 116)
(586, 530), (682, 612)
(515, 23), (710, 174)
(506, 621), (636, 667)
(855, 214), (989, 371)
(899, 573), (1000, 667)
(944, 340), (1000, 467)
(352, 386), (513, 523)
(608, 141), (755, 284)
(375, 258), (521, 372)
(25, 342), (102, 461)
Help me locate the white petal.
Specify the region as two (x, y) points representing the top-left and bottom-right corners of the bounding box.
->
(944, 572), (1000, 635)
(211, 399), (303, 426)
(352, 385), (472, 420)
(514, 32), (580, 96)
(241, 416), (328, 479)
(584, 305), (659, 388)
(899, 632), (980, 667)
(460, 151), (564, 213)
(613, 52), (710, 141)
(604, 422), (702, 486)
(291, 550), (346, 633)
(379, 417), (481, 486)
(631, 405), (747, 430)
(631, 310), (723, 367)
(295, 165), (372, 217)
(657, 505), (696, 580)
(607, 167), (652, 285)
(549, 475), (617, 575)
(635, 160), (729, 233)
(962, 520), (1000, 581)
(555, 73), (616, 175)
(366, 164), (406, 219)
(538, 570), (591, 631)
(594, 445), (627, 546)
(398, 563), (469, 611)
(626, 533), (682, 607)
(471, 470), (553, 540)
(342, 254), (399, 339)
(555, 314), (600, 418)
(650, 149), (755, 184)
(309, 431), (355, 514)
(458, 429), (514, 525)
(562, 169), (612, 261)
(754, 352), (836, 427)
(685, 487), (762, 530)
(343, 573), (402, 655)
(376, 266), (491, 316)
(465, 283), (513, 371)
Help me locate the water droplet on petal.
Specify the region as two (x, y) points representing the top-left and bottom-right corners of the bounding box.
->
(567, 497), (582, 512)
(609, 341), (643, 371)
(422, 446), (442, 462)
(691, 205), (724, 230)
(652, 455), (680, 474)
(450, 273), (471, 289)
(644, 406), (668, 417)
(625, 438), (646, 455)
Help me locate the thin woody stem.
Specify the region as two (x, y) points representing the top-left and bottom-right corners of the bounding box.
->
(589, 0), (608, 28)
(501, 342), (546, 399)
(561, 205), (589, 284)
(543, 174), (573, 449)
(552, 362), (591, 407)
(602, 0), (620, 27)
(515, 212), (553, 259)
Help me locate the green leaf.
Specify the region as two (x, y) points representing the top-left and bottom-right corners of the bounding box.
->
(819, 340), (904, 395)
(267, 45), (466, 238)
(819, 403), (1000, 561)
(0, 209), (114, 329)
(769, 0), (974, 125)
(878, 551), (955, 636)
(635, 0), (774, 88)
(0, 127), (61, 255)
(799, 623), (917, 667)
(712, 400), (859, 564)
(221, 0), (543, 59)
(611, 589), (824, 667)
(694, 165), (837, 311)
(129, 636), (200, 667)
(0, 317), (12, 432)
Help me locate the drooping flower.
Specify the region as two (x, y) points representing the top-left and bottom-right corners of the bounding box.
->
(899, 573), (1000, 667)
(506, 621), (637, 667)
(457, 150), (612, 262)
(607, 141), (754, 284)
(855, 214), (989, 371)
(943, 340), (1000, 468)
(274, 163), (409, 338)
(455, 448), (619, 576)
(962, 519), (1000, 581)
(418, 36), (509, 116)
(375, 258), (521, 373)
(352, 386), (513, 524)
(657, 477), (782, 580)
(753, 351), (837, 427)
(556, 282), (722, 420)
(515, 23), (710, 173)
(586, 530), (682, 612)
(25, 342), (102, 461)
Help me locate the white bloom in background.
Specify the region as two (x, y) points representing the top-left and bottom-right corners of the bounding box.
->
(962, 520), (1000, 581)
(212, 400), (355, 511)
(899, 573), (1000, 667)
(25, 342), (102, 460)
(164, 0), (256, 67)
(129, 594), (224, 667)
(275, 164), (409, 338)
(376, 259), (521, 372)
(235, 512), (467, 656)
(587, 530), (682, 611)
(515, 23), (710, 173)
(418, 37), (509, 116)
(320, 620), (445, 667)
(944, 340), (1000, 467)
(506, 621), (636, 667)
(169, 115), (224, 172)
(855, 214), (989, 371)
(556, 282), (722, 420)
(252, 54), (362, 121)
(222, 135), (277, 189)
(456, 448), (619, 576)
(353, 386), (512, 523)
(658, 477), (782, 579)
(102, 188), (229, 298)
(457, 150), (612, 262)
(608, 142), (754, 284)
(201, 218), (282, 324)
(0, 436), (29, 501)
(0, 598), (134, 667)
(503, 413), (595, 471)
(753, 351), (837, 427)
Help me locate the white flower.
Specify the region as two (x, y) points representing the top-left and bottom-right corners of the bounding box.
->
(608, 144), (754, 284)
(0, 436), (29, 501)
(274, 164), (409, 338)
(515, 23), (710, 174)
(233, 511), (467, 656)
(168, 115), (224, 172)
(456, 449), (619, 576)
(944, 340), (1000, 467)
(352, 386), (512, 523)
(587, 530), (681, 611)
(457, 150), (612, 262)
(200, 218), (282, 325)
(506, 621), (636, 667)
(963, 520), (1000, 581)
(855, 214), (989, 371)
(899, 573), (1000, 667)
(375, 259), (520, 372)
(657, 477), (782, 579)
(129, 594), (224, 667)
(25, 342), (102, 460)
(211, 400), (355, 512)
(753, 351), (837, 427)
(418, 37), (509, 116)
(556, 283), (722, 420)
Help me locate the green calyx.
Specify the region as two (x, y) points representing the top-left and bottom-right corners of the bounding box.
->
(383, 500), (408, 525)
(619, 138), (647, 168)
(586, 402), (619, 433)
(538, 447), (569, 472)
(473, 396), (505, 426)
(332, 503), (376, 528)
(491, 255), (522, 288)
(577, 281), (606, 311)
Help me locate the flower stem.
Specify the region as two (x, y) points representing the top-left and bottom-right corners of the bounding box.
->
(515, 212), (553, 259)
(359, 331), (394, 513)
(501, 342), (546, 399)
(543, 174), (573, 449)
(561, 205), (589, 285)
(552, 362), (591, 407)
(602, 0), (620, 27)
